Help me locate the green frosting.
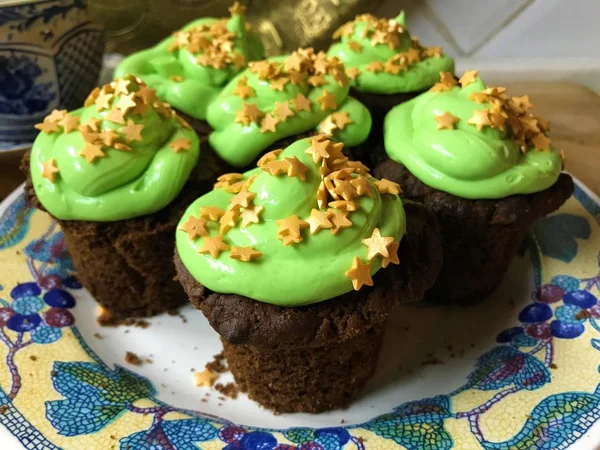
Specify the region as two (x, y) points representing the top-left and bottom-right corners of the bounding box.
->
(384, 77), (563, 199)
(114, 14), (264, 120)
(176, 137), (406, 306)
(206, 52), (372, 168)
(327, 12), (455, 94)
(30, 79), (200, 221)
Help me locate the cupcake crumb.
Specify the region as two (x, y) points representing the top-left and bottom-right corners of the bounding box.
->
(93, 332), (103, 339)
(206, 351), (228, 374)
(215, 382), (239, 399)
(125, 351), (143, 366)
(550, 363), (558, 369)
(0, 405), (8, 414)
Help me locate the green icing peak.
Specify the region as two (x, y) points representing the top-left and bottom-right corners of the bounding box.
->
(206, 48), (372, 168)
(30, 77), (200, 221)
(176, 136), (406, 306)
(384, 71), (563, 199)
(327, 12), (455, 94)
(114, 11), (265, 120)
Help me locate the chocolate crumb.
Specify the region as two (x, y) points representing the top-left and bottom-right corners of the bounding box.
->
(124, 330), (130, 334)
(341, 419), (346, 424)
(190, 367), (195, 372)
(421, 357), (443, 366)
(206, 351), (228, 373)
(218, 403), (223, 406)
(201, 398), (208, 403)
(167, 309), (179, 316)
(51, 370), (57, 377)
(125, 351), (143, 366)
(93, 332), (103, 339)
(0, 405), (8, 414)
(161, 383), (167, 388)
(550, 363), (558, 369)
(110, 435), (116, 440)
(145, 358), (153, 364)
(135, 319), (150, 329)
(29, 355), (37, 361)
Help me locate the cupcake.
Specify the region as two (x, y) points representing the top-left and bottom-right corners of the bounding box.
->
(23, 76), (202, 319)
(375, 71), (574, 305)
(114, 2), (264, 137)
(174, 136), (442, 413)
(205, 47), (372, 169)
(327, 12), (455, 167)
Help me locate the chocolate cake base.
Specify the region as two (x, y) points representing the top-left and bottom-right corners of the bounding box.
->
(375, 160), (575, 305)
(174, 202), (442, 413)
(346, 88), (424, 169)
(21, 151), (216, 319)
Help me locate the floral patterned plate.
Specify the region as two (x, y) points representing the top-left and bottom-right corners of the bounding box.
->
(1, 179), (600, 450)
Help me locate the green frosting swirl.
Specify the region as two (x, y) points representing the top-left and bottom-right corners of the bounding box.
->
(114, 14), (264, 120)
(384, 77), (563, 199)
(176, 137), (405, 306)
(30, 79), (200, 221)
(327, 12), (455, 94)
(206, 53), (372, 168)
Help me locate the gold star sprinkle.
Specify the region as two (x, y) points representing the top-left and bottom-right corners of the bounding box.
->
(242, 103), (263, 123)
(350, 176), (374, 198)
(229, 246), (262, 262)
(97, 129), (119, 146)
(362, 228), (394, 261)
(112, 78), (131, 96)
(170, 138), (192, 152)
(121, 119), (145, 142)
(331, 111), (352, 130)
(307, 75), (327, 87)
(365, 61), (384, 73)
(240, 205), (263, 228)
(328, 200), (359, 212)
(260, 114), (279, 133)
(405, 47), (421, 64)
(459, 70), (478, 87)
(200, 206), (225, 221)
(107, 108), (126, 125)
(41, 159), (59, 182)
(257, 149), (283, 168)
(46, 109), (67, 123)
(136, 85), (158, 105)
(261, 159), (289, 176)
(382, 241), (400, 268)
(435, 112), (459, 130)
(468, 109), (492, 131)
(219, 208), (240, 234)
(59, 114), (80, 133)
(178, 216), (208, 240)
(292, 93), (312, 112)
(333, 180), (358, 201)
(228, 1), (246, 16)
(194, 369), (217, 387)
(319, 116), (337, 135)
(306, 208), (333, 234)
(198, 235), (229, 258)
(305, 138), (332, 164)
(276, 215), (308, 246)
(232, 81), (255, 99)
(346, 67), (360, 80)
(284, 156), (308, 181)
(345, 257), (373, 291)
(328, 209), (352, 235)
(80, 142), (105, 163)
(34, 120), (59, 134)
(269, 77), (289, 91)
(84, 87), (100, 107)
(375, 178), (401, 195)
(95, 90), (113, 111)
(229, 188), (255, 209)
(532, 133), (552, 151)
(273, 101), (294, 121)
(114, 142), (131, 152)
(512, 95), (533, 112)
(348, 40), (363, 52)
(115, 92), (137, 113)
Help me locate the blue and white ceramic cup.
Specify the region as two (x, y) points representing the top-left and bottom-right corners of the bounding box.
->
(0, 0), (104, 143)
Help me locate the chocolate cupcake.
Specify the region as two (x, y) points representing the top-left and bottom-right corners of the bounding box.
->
(205, 48), (372, 169)
(24, 77), (203, 319)
(114, 2), (264, 139)
(174, 136), (442, 413)
(375, 70), (574, 305)
(327, 12), (455, 167)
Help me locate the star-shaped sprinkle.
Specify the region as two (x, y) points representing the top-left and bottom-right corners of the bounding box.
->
(292, 93), (311, 112)
(261, 159), (288, 176)
(328, 200), (358, 212)
(328, 209), (352, 235)
(136, 85), (158, 105)
(273, 101), (294, 121)
(230, 188), (255, 209)
(260, 114), (279, 133)
(112, 78), (131, 96)
(115, 92), (137, 113)
(285, 52), (304, 72)
(345, 257), (373, 290)
(229, 246), (262, 262)
(80, 142), (105, 163)
(95, 90), (113, 111)
(242, 103), (263, 123)
(512, 95), (533, 111)
(284, 156), (307, 181)
(232, 81), (255, 99)
(317, 90), (336, 111)
(34, 120), (59, 134)
(287, 70), (305, 85)
(198, 235), (229, 258)
(228, 1), (246, 15)
(405, 47), (421, 64)
(435, 112), (459, 130)
(46, 109), (67, 123)
(178, 216), (208, 239)
(121, 119), (144, 142)
(170, 137), (192, 152)
(200, 206), (225, 221)
(107, 108), (126, 124)
(350, 176), (374, 198)
(532, 133), (551, 151)
(382, 241), (400, 268)
(194, 369), (217, 387)
(98, 129), (119, 146)
(375, 178), (401, 195)
(316, 182), (328, 209)
(269, 77), (289, 91)
(307, 75), (327, 87)
(276, 215), (308, 245)
(114, 142), (131, 151)
(257, 149), (283, 168)
(59, 114), (80, 133)
(346, 67), (360, 80)
(219, 208), (240, 234)
(85, 87), (100, 107)
(306, 208), (333, 234)
(240, 205), (263, 228)
(305, 139), (331, 164)
(365, 61), (384, 73)
(333, 180), (358, 201)
(331, 111), (352, 130)
(362, 228), (394, 260)
(348, 40), (362, 52)
(459, 70), (478, 87)
(468, 109), (491, 131)
(319, 116), (337, 135)
(41, 159), (59, 182)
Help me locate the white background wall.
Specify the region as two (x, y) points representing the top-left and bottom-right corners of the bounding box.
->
(376, 0), (600, 59)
